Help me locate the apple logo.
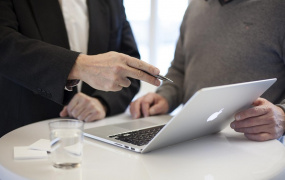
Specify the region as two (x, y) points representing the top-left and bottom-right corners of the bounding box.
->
(207, 108), (224, 122)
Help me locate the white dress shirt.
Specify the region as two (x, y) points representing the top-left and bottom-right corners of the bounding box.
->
(59, 0), (89, 92)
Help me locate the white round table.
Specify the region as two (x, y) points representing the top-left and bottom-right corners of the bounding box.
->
(1, 113), (285, 180)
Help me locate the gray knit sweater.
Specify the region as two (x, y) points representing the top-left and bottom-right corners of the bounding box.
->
(157, 0), (285, 112)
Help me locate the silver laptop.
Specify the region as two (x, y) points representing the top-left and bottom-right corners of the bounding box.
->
(84, 78), (276, 153)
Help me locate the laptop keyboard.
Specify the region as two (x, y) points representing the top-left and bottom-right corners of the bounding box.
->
(109, 125), (165, 146)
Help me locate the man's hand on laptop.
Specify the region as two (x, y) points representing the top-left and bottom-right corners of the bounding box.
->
(230, 98), (285, 141)
(130, 92), (169, 119)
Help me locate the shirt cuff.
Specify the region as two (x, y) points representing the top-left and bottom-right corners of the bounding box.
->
(65, 79), (80, 91)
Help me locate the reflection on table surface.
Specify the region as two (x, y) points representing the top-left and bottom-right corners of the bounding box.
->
(1, 113), (285, 180)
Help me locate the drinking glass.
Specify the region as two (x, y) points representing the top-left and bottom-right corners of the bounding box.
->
(49, 119), (84, 169)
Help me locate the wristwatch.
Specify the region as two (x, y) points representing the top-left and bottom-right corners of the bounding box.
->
(65, 79), (80, 91)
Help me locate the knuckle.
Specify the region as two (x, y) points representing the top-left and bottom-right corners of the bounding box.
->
(86, 98), (92, 104)
(136, 70), (144, 78)
(113, 65), (123, 74)
(267, 116), (276, 123)
(109, 51), (116, 57)
(267, 105), (274, 112)
(148, 65), (154, 74)
(251, 107), (260, 114)
(137, 61), (143, 69)
(109, 52), (119, 62)
(116, 53), (127, 63)
(259, 106), (268, 114)
(81, 98), (88, 104)
(90, 103), (97, 110)
(236, 112), (244, 120)
(141, 98), (150, 105)
(246, 119), (255, 127)
(122, 57), (127, 64)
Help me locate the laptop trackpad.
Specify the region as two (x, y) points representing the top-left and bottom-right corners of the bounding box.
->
(115, 120), (158, 131)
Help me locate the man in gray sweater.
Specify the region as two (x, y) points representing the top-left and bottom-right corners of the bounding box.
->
(130, 0), (285, 141)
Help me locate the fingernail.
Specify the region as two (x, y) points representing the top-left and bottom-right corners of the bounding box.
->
(154, 68), (160, 75)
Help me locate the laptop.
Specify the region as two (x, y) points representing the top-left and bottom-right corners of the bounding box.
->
(84, 78), (276, 153)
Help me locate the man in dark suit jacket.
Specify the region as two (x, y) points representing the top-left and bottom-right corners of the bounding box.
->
(0, 0), (161, 137)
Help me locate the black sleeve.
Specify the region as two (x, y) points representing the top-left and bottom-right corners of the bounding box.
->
(0, 0), (80, 105)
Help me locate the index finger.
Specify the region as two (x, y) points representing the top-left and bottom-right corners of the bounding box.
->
(235, 105), (268, 121)
(125, 56), (160, 76)
(123, 65), (161, 86)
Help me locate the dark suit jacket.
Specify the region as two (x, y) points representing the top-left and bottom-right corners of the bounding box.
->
(0, 0), (140, 137)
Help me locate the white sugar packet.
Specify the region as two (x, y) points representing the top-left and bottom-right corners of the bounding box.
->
(14, 146), (47, 160)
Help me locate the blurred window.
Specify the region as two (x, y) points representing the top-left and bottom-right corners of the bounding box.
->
(124, 0), (189, 75)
